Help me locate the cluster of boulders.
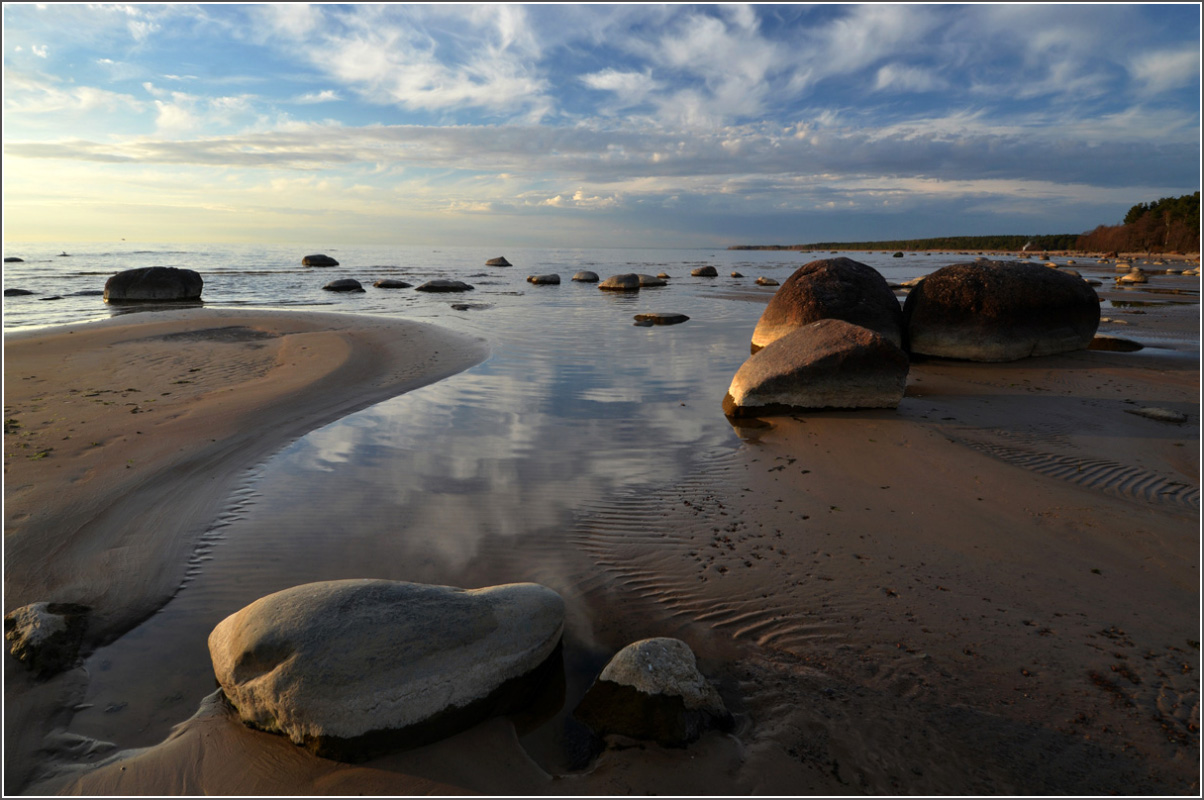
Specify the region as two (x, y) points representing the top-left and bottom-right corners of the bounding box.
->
(723, 257), (1103, 417)
(201, 579), (730, 763)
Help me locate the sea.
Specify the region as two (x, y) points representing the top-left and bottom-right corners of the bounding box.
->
(3, 242), (1197, 772)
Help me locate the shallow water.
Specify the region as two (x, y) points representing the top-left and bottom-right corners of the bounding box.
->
(7, 243), (1199, 772)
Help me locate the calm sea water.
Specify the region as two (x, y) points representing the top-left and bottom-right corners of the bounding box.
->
(6, 242), (1196, 773)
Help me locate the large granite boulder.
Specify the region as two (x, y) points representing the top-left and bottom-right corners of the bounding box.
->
(208, 580), (564, 761)
(599, 274), (641, 291)
(104, 266), (203, 303)
(5, 602), (90, 677)
(323, 279), (365, 293)
(750, 258), (902, 353)
(723, 319), (908, 417)
(573, 638), (732, 747)
(415, 280), (473, 293)
(485, 257), (512, 267)
(902, 261), (1100, 361)
(302, 254), (339, 267)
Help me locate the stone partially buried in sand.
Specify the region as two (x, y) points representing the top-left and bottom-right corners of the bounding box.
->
(573, 637), (732, 748)
(208, 579), (564, 761)
(903, 261), (1099, 362)
(4, 602), (90, 677)
(751, 257), (902, 353)
(723, 319), (909, 417)
(104, 266), (203, 303)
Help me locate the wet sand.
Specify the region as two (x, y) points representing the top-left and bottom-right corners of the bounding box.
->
(6, 276), (1200, 795)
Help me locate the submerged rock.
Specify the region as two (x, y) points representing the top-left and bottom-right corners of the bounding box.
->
(4, 288), (34, 297)
(751, 258), (902, 353)
(633, 313), (689, 326)
(323, 279), (365, 293)
(4, 602), (90, 677)
(208, 579), (564, 761)
(104, 266), (203, 303)
(527, 274), (561, 285)
(903, 261), (1099, 361)
(302, 254), (339, 267)
(573, 637), (732, 748)
(416, 280), (474, 293)
(755, 277), (779, 286)
(636, 274), (666, 287)
(373, 279), (413, 289)
(724, 319), (908, 417)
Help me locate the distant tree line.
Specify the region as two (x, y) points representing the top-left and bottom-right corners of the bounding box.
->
(729, 234), (1079, 252)
(1077, 192), (1200, 254)
(730, 192), (1200, 254)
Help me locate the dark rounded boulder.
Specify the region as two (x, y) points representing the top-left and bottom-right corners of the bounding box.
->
(373, 279), (413, 289)
(4, 288), (34, 297)
(485, 257), (512, 267)
(599, 274), (641, 291)
(416, 280), (474, 293)
(690, 266), (718, 277)
(527, 274), (561, 285)
(103, 266), (203, 303)
(323, 279), (365, 293)
(902, 261), (1100, 361)
(4, 257), (24, 263)
(572, 271), (600, 283)
(751, 258), (902, 353)
(303, 254), (339, 267)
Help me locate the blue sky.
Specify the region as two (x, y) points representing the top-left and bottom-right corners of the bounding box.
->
(3, 3), (1200, 246)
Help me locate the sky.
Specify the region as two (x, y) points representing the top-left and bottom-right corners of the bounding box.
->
(2, 3), (1201, 248)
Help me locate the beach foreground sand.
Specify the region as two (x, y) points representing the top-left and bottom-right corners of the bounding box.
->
(6, 290), (1200, 795)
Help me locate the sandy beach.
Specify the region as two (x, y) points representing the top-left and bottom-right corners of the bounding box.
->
(5, 277), (1200, 795)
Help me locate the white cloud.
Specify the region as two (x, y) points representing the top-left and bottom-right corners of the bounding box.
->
(1130, 47), (1201, 93)
(294, 90), (341, 104)
(874, 64), (947, 93)
(31, 45), (47, 58)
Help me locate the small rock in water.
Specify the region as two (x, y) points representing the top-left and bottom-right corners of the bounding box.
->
(755, 277), (779, 286)
(302, 254), (339, 267)
(633, 313), (689, 326)
(1126, 407), (1187, 424)
(3, 257), (24, 263)
(416, 280), (474, 293)
(691, 266), (718, 277)
(485, 256), (512, 267)
(730, 271), (744, 278)
(636, 274), (666, 287)
(527, 274), (560, 285)
(599, 274), (641, 291)
(4, 288), (34, 296)
(572, 271), (600, 283)
(323, 279), (365, 293)
(373, 279), (412, 289)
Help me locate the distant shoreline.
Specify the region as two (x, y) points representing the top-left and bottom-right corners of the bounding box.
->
(728, 244), (1202, 260)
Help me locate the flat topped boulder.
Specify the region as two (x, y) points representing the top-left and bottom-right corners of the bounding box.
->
(104, 266), (203, 303)
(208, 579), (564, 760)
(724, 319), (909, 417)
(573, 637), (732, 747)
(4, 288), (34, 297)
(415, 280), (473, 293)
(902, 261), (1100, 362)
(485, 257), (512, 267)
(303, 254), (339, 267)
(373, 279), (413, 289)
(751, 257), (902, 353)
(527, 274), (560, 285)
(634, 313), (689, 326)
(636, 274), (666, 287)
(323, 279), (365, 293)
(3, 257), (23, 263)
(599, 273), (641, 291)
